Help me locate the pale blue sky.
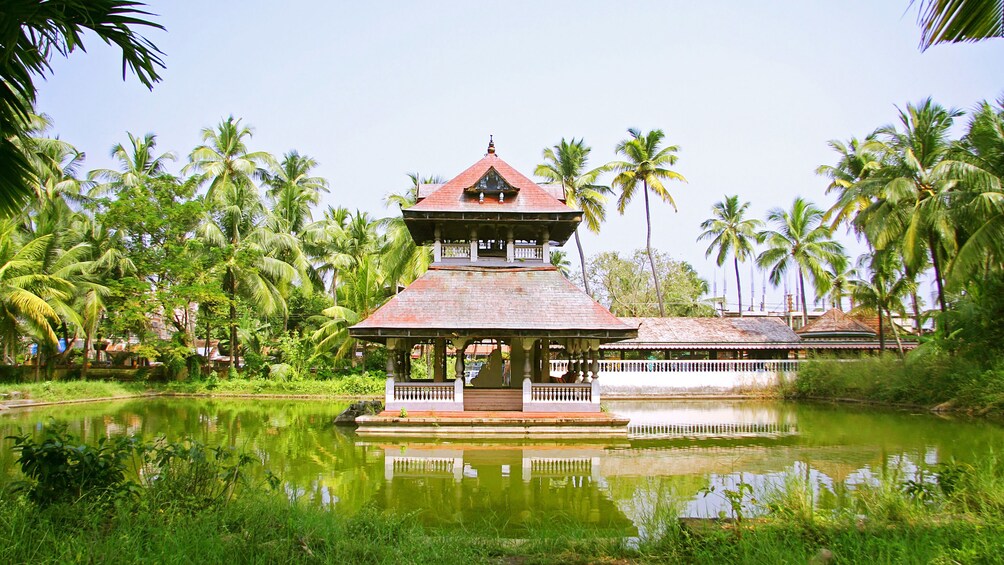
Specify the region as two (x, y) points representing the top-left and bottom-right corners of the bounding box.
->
(36, 1), (1003, 311)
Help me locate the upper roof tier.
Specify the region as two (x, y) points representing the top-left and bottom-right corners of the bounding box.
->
(403, 142), (583, 245)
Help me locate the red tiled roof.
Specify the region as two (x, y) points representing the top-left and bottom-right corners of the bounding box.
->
(605, 317), (801, 349)
(796, 309), (876, 338)
(350, 265), (636, 341)
(409, 154), (573, 214)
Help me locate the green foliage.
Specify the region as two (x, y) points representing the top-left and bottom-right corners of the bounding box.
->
(6, 423), (137, 507)
(586, 249), (714, 317)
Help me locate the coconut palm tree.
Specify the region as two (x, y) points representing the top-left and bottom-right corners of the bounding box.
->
(0, 219), (71, 360)
(0, 0), (165, 217)
(610, 129), (687, 316)
(817, 136), (885, 234)
(534, 138), (611, 295)
(550, 250), (572, 278)
(186, 116), (276, 205)
(698, 195), (763, 316)
(850, 251), (912, 355)
(264, 150), (329, 236)
(90, 132), (176, 195)
(946, 97), (1004, 285)
(861, 99), (963, 315)
(378, 174), (442, 293)
(757, 198), (845, 326)
(914, 0), (1004, 51)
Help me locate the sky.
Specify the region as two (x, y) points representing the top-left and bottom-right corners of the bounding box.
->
(35, 1), (1004, 312)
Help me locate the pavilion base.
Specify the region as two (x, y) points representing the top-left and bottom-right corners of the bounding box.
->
(354, 411), (629, 439)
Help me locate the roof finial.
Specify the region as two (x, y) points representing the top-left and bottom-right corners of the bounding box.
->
(487, 135), (495, 155)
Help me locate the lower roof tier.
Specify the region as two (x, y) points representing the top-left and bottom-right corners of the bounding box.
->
(349, 265), (637, 343)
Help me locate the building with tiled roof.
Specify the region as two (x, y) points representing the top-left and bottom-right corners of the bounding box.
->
(350, 140), (636, 413)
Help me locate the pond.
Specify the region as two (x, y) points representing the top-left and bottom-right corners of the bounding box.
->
(2, 398), (1003, 537)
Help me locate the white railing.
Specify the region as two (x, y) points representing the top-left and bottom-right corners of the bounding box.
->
(392, 382), (455, 402)
(514, 244), (544, 261)
(628, 422), (797, 438)
(385, 378), (464, 412)
(530, 383), (592, 403)
(550, 359), (803, 374)
(529, 458), (593, 476)
(441, 243), (470, 259)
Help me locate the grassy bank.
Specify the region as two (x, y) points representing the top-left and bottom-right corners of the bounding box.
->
(0, 373), (385, 404)
(3, 495), (1002, 564)
(783, 354), (1004, 415)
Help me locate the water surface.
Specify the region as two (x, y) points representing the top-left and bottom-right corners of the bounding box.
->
(3, 398), (1002, 536)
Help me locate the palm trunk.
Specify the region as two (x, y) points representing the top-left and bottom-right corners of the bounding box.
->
(878, 310), (886, 352)
(798, 268), (808, 327)
(734, 257), (742, 317)
(888, 309), (905, 358)
(82, 331), (91, 379)
(928, 234), (948, 316)
(642, 181), (665, 317)
(911, 292), (922, 335)
(227, 271), (238, 373)
(574, 229), (591, 295)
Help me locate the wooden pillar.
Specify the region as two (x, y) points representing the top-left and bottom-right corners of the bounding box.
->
(433, 225), (442, 262)
(541, 228), (550, 264)
(433, 338), (445, 382)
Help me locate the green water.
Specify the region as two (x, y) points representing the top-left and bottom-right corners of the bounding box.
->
(2, 398), (1003, 536)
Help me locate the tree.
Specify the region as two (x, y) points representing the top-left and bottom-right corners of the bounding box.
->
(534, 138), (611, 295)
(188, 118), (291, 370)
(550, 250), (572, 277)
(586, 249), (713, 317)
(378, 174), (440, 293)
(850, 251), (912, 355)
(90, 132), (175, 193)
(946, 97), (1004, 285)
(0, 219), (70, 360)
(0, 0), (165, 216)
(817, 136), (884, 234)
(264, 150), (328, 236)
(757, 198), (845, 326)
(610, 129), (687, 316)
(862, 99), (963, 315)
(698, 195), (763, 316)
(913, 0), (1004, 51)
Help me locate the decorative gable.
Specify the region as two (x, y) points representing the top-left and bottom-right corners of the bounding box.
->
(465, 167), (519, 202)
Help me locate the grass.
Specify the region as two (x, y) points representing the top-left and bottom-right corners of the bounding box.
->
(782, 354), (1004, 415)
(0, 373), (385, 404)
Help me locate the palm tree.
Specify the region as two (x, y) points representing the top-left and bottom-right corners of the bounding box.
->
(378, 174), (441, 293)
(0, 219), (71, 360)
(818, 253), (856, 310)
(817, 136), (884, 234)
(757, 198), (845, 326)
(264, 150), (329, 236)
(914, 0), (1004, 51)
(947, 97), (1004, 285)
(90, 132), (176, 194)
(186, 116), (276, 205)
(188, 118), (291, 370)
(863, 99), (963, 315)
(610, 129), (687, 316)
(698, 195), (763, 316)
(0, 0), (165, 217)
(534, 138), (611, 295)
(851, 251), (912, 356)
(312, 255), (386, 362)
(550, 250), (572, 277)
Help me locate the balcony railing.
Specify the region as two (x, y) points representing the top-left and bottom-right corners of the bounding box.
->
(550, 359), (803, 375)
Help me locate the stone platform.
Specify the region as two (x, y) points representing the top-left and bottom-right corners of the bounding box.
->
(354, 410), (630, 439)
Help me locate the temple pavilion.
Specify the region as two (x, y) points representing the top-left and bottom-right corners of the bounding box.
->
(349, 140), (636, 423)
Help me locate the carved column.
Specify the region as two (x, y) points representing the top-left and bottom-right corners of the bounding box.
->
(469, 228), (478, 263)
(506, 228), (515, 263)
(433, 225), (442, 262)
(452, 337), (468, 382)
(541, 228), (550, 264)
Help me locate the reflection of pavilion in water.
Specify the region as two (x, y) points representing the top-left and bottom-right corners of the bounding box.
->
(376, 445), (636, 536)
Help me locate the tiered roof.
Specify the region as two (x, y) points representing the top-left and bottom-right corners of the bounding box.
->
(350, 265), (637, 342)
(796, 309), (876, 339)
